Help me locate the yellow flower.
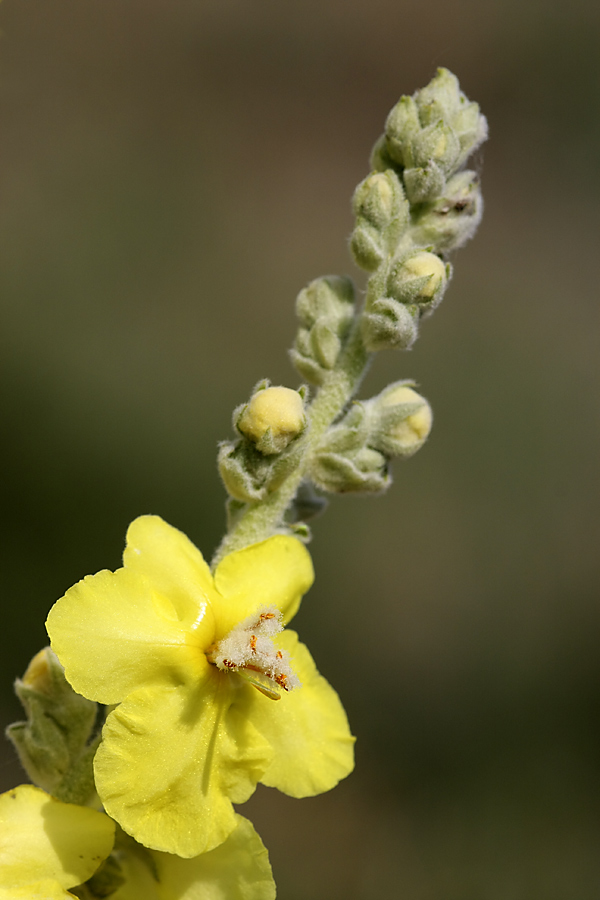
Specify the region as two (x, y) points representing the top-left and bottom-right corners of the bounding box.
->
(111, 815), (275, 900)
(0, 785), (275, 900)
(46, 516), (354, 858)
(0, 784), (114, 899)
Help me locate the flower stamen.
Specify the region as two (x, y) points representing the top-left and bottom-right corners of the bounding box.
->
(207, 606), (300, 700)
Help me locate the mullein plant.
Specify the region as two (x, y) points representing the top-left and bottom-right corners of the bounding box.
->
(2, 68), (487, 898)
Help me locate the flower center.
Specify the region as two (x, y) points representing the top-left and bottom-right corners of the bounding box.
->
(206, 606), (300, 701)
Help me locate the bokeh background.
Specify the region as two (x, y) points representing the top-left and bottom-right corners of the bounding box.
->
(1, 1), (599, 897)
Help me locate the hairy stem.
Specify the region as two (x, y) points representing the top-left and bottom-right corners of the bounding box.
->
(212, 320), (371, 565)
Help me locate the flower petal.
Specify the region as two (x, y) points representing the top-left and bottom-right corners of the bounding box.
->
(94, 674), (273, 858)
(112, 815), (275, 900)
(156, 815), (275, 900)
(0, 785), (114, 890)
(213, 536), (314, 638)
(123, 516), (221, 625)
(241, 630), (355, 796)
(47, 567), (213, 705)
(0, 880), (73, 899)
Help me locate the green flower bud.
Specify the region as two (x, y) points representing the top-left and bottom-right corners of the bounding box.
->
(361, 297), (418, 352)
(453, 101), (488, 166)
(218, 441), (267, 502)
(403, 160), (446, 204)
(411, 170), (483, 253)
(289, 348), (326, 386)
(219, 427), (301, 502)
(311, 320), (343, 370)
(415, 67), (464, 125)
(309, 402), (389, 493)
(415, 69), (488, 171)
(317, 402), (370, 455)
(384, 94), (420, 167)
(370, 134), (398, 173)
(238, 385), (306, 455)
(387, 251), (450, 310)
(295, 274), (355, 327)
(7, 648), (99, 806)
(352, 171), (403, 230)
(350, 170), (409, 271)
(371, 382), (433, 458)
(350, 222), (385, 271)
(411, 120), (460, 175)
(291, 276), (355, 384)
(310, 446), (390, 494)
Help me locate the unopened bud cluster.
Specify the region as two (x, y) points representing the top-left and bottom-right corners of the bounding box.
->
(216, 69), (485, 553)
(377, 67), (486, 212)
(350, 68), (486, 353)
(290, 276), (355, 385)
(308, 382), (431, 494)
(219, 382), (307, 503)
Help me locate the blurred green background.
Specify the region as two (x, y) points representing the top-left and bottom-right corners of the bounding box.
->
(1, 1), (599, 897)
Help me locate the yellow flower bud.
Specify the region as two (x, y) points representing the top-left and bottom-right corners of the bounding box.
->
(238, 386), (305, 454)
(377, 384), (432, 457)
(365, 173), (394, 216)
(353, 171), (401, 229)
(402, 252), (447, 299)
(22, 648), (53, 694)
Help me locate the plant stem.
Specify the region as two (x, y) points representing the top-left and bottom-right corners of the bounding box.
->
(212, 320), (371, 565)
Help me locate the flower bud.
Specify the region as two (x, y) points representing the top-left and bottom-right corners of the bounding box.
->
(453, 101), (488, 166)
(238, 386), (306, 455)
(291, 276), (355, 384)
(7, 648), (98, 805)
(403, 160), (446, 204)
(295, 275), (355, 327)
(384, 95), (420, 167)
(369, 134), (397, 173)
(350, 170), (409, 271)
(411, 170), (483, 253)
(387, 251), (449, 310)
(415, 70), (488, 172)
(415, 67), (464, 125)
(219, 432), (299, 502)
(411, 120), (460, 175)
(308, 402), (389, 494)
(349, 222), (385, 271)
(371, 383), (432, 458)
(218, 442), (266, 502)
(361, 297), (419, 352)
(22, 648), (53, 693)
(289, 348), (326, 386)
(310, 446), (390, 494)
(352, 171), (401, 230)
